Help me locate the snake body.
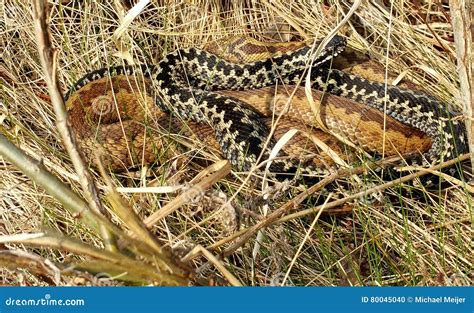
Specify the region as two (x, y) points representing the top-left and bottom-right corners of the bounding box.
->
(66, 35), (467, 180)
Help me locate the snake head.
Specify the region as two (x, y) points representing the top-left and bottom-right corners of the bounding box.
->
(310, 34), (347, 66)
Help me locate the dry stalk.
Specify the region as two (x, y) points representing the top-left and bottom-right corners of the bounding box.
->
(0, 133), (101, 233)
(92, 151), (164, 254)
(449, 0), (473, 175)
(31, 0), (116, 250)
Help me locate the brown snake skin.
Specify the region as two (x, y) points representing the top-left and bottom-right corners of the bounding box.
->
(66, 37), (435, 173)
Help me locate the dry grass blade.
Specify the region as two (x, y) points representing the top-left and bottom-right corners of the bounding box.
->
(112, 0), (150, 63)
(0, 233), (134, 264)
(71, 260), (159, 285)
(281, 195), (330, 286)
(263, 128), (298, 187)
(398, 166), (474, 193)
(305, 0), (362, 133)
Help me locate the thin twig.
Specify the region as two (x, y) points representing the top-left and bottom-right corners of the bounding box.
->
(275, 153), (471, 224)
(208, 154), (406, 253)
(211, 153), (471, 256)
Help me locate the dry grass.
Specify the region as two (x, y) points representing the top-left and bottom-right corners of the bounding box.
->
(0, 0), (472, 286)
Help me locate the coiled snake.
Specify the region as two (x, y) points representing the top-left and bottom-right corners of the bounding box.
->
(65, 35), (467, 182)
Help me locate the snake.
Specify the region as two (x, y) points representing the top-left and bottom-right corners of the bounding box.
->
(65, 35), (468, 183)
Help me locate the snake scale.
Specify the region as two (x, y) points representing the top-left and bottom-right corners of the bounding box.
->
(65, 35), (468, 183)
